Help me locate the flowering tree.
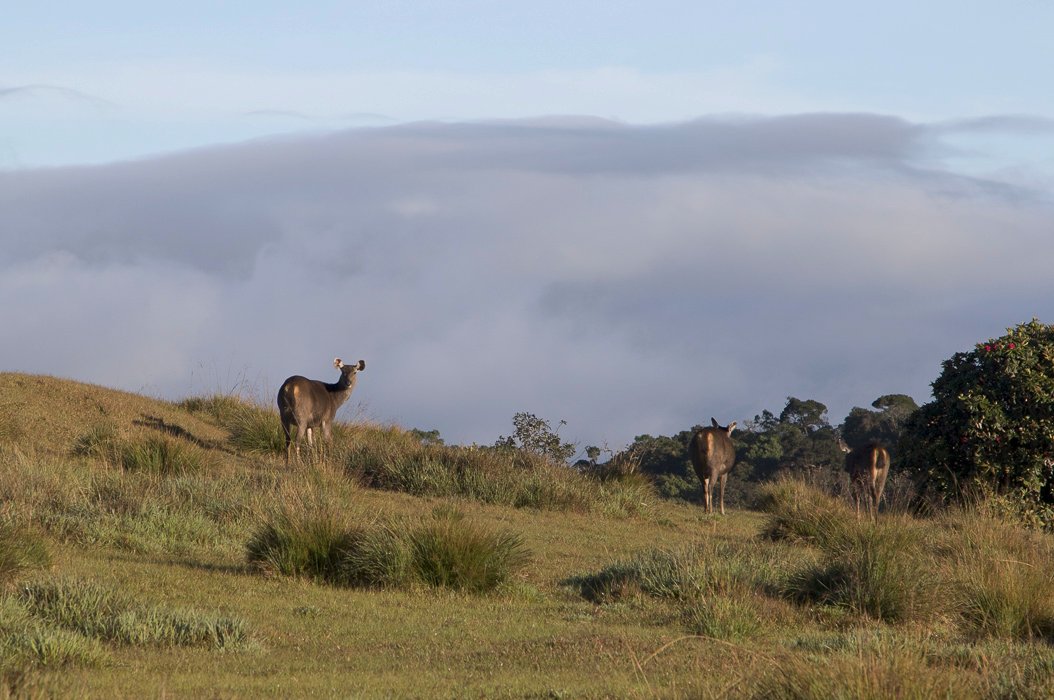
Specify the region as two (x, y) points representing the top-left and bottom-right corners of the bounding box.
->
(900, 319), (1054, 521)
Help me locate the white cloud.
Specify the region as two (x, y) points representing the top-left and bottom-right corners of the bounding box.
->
(2, 115), (1053, 449)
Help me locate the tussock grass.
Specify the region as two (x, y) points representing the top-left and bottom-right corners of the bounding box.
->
(408, 506), (530, 593)
(0, 597), (108, 671)
(77, 425), (209, 476)
(752, 633), (973, 699)
(0, 523), (50, 584)
(182, 393), (285, 455)
(18, 578), (250, 649)
(759, 477), (857, 546)
(343, 426), (654, 516)
(569, 538), (798, 641)
(764, 479), (935, 623)
(248, 498), (530, 594)
(940, 510), (1054, 642)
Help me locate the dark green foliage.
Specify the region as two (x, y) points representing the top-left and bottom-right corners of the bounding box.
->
(494, 412), (576, 463)
(842, 394), (919, 449)
(900, 319), (1054, 526)
(409, 428), (444, 446)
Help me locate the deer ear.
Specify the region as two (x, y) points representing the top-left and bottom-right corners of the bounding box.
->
(727, 422), (737, 435)
(357, 360), (366, 371)
(711, 417), (719, 428)
(334, 358), (344, 368)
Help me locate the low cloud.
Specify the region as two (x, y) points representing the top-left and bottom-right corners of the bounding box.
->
(2, 114), (1052, 450)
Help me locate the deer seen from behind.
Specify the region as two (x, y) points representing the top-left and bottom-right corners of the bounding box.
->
(839, 439), (890, 518)
(277, 358), (365, 465)
(688, 418), (737, 515)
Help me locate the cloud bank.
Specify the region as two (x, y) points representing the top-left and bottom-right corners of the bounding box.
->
(3, 114), (1053, 451)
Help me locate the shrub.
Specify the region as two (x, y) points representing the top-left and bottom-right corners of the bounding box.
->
(900, 319), (1054, 527)
(0, 598), (107, 670)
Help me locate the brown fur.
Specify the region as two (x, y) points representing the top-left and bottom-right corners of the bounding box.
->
(277, 358), (365, 465)
(842, 442), (890, 518)
(688, 418), (737, 515)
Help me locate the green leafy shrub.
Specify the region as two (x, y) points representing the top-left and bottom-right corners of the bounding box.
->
(900, 319), (1054, 527)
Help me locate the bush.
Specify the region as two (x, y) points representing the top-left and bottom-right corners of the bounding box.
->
(900, 319), (1054, 527)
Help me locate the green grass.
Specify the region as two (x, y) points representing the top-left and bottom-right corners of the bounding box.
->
(7, 373), (1054, 696)
(247, 499), (530, 594)
(18, 578), (251, 649)
(0, 522), (50, 584)
(344, 426), (655, 516)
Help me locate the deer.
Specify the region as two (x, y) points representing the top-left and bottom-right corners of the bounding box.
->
(277, 358), (365, 465)
(688, 418), (737, 515)
(839, 439), (890, 518)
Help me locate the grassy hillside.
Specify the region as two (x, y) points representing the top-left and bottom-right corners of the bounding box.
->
(1, 372), (1053, 698)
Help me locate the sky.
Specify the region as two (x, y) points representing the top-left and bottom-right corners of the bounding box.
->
(3, 2), (1054, 453)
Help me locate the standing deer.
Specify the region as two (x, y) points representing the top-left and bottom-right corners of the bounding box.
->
(277, 358), (365, 465)
(839, 439), (890, 518)
(688, 418), (737, 515)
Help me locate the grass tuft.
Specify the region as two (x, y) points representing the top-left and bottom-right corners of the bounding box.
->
(18, 578), (250, 649)
(0, 524), (51, 584)
(408, 507), (530, 593)
(247, 500), (529, 593)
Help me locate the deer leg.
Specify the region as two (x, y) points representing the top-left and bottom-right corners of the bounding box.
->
(719, 472), (727, 516)
(703, 477), (712, 514)
(281, 419), (293, 466)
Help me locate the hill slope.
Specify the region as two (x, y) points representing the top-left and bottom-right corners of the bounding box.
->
(1, 373), (1053, 698)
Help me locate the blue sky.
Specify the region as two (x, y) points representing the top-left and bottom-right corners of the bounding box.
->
(3, 2), (1054, 450)
(5, 2), (1054, 167)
